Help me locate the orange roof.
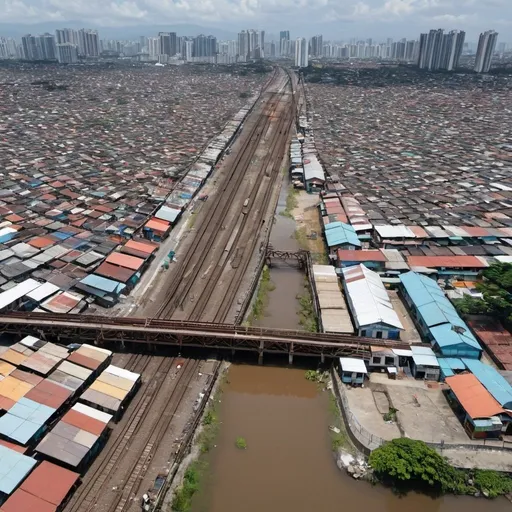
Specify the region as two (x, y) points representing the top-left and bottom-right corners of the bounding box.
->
(28, 236), (54, 249)
(407, 226), (429, 238)
(145, 218), (170, 232)
(125, 239), (158, 255)
(446, 373), (504, 419)
(106, 252), (144, 271)
(407, 255), (487, 269)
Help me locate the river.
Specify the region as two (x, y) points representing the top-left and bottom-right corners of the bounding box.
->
(190, 183), (510, 512)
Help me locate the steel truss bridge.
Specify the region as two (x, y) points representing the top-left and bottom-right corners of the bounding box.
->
(0, 312), (408, 363)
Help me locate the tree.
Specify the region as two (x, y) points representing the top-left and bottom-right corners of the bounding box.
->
(454, 295), (490, 315)
(483, 262), (512, 292)
(369, 439), (461, 493)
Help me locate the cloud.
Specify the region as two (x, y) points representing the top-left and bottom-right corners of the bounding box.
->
(0, 0), (507, 38)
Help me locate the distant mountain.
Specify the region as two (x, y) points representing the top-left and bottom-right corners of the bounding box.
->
(0, 22), (237, 40)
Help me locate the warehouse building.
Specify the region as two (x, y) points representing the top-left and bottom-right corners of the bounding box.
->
(399, 271), (482, 359)
(342, 264), (403, 339)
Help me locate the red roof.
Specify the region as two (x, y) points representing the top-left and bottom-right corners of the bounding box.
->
(407, 255), (487, 269)
(124, 239), (158, 255)
(25, 379), (72, 409)
(337, 249), (387, 262)
(61, 409), (107, 436)
(20, 461), (79, 506)
(0, 489), (56, 512)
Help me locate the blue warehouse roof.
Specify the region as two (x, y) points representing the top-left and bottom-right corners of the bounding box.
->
(462, 359), (512, 409)
(400, 271), (482, 357)
(0, 444), (36, 495)
(79, 274), (126, 294)
(324, 222), (361, 248)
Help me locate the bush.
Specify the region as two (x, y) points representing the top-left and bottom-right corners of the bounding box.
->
(474, 470), (512, 498)
(235, 437), (247, 449)
(369, 439), (462, 493)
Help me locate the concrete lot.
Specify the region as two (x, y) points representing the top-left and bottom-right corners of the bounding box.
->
(388, 290), (421, 344)
(345, 374), (469, 444)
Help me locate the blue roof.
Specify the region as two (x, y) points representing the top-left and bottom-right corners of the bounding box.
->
(400, 272), (482, 356)
(438, 357), (466, 370)
(0, 414), (43, 444)
(9, 398), (56, 425)
(430, 323), (481, 351)
(80, 274), (126, 294)
(0, 445), (36, 494)
(324, 222), (361, 248)
(462, 359), (512, 409)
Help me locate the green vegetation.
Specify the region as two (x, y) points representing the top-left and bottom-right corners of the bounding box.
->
(235, 437), (247, 449)
(383, 407), (398, 422)
(246, 266), (275, 325)
(186, 212), (197, 229)
(297, 278), (318, 332)
(171, 460), (207, 511)
(370, 439), (512, 498)
(454, 263), (512, 325)
(280, 186), (298, 218)
(293, 227), (308, 250)
(305, 369), (323, 382)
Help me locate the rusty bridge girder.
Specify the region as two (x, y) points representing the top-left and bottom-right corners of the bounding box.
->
(0, 312), (409, 361)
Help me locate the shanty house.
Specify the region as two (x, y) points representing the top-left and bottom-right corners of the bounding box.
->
(369, 346), (399, 371)
(342, 264), (403, 339)
(338, 358), (367, 386)
(325, 222), (361, 256)
(410, 346), (440, 381)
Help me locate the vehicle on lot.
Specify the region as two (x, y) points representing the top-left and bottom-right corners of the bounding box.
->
(199, 194), (209, 201)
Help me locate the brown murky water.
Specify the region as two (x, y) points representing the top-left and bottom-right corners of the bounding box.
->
(191, 181), (510, 512)
(192, 365), (510, 512)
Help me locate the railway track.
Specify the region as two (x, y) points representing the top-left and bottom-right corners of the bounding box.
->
(153, 68), (293, 322)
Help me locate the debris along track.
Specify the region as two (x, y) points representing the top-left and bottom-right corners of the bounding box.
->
(154, 69), (293, 322)
(65, 355), (188, 512)
(106, 358), (201, 512)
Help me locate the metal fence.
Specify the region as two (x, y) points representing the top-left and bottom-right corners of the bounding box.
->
(331, 369), (385, 454)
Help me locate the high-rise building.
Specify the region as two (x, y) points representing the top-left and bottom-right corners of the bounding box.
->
(148, 37), (159, 59)
(57, 43), (78, 63)
(238, 30), (249, 61)
(159, 32), (172, 56)
(418, 29), (464, 71)
(474, 30), (498, 73)
(310, 35), (323, 58)
(77, 29), (99, 57)
(237, 29), (264, 60)
(39, 33), (57, 60)
(21, 34), (40, 60)
(279, 30), (290, 56)
(295, 37), (308, 67)
(192, 34), (217, 58)
(0, 37), (18, 59)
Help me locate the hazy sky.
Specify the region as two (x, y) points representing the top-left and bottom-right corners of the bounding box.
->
(1, 0), (509, 39)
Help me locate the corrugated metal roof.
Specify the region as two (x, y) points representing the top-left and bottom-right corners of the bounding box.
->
(80, 388), (121, 413)
(55, 360), (92, 381)
(105, 365), (140, 383)
(71, 403), (112, 424)
(94, 262), (135, 283)
(0, 488), (56, 512)
(462, 359), (512, 409)
(21, 352), (61, 377)
(324, 222), (361, 248)
(0, 445), (36, 495)
(446, 373), (504, 420)
(105, 252), (144, 271)
(20, 460), (79, 507)
(337, 249), (387, 262)
(0, 349), (27, 366)
(124, 239), (157, 255)
(339, 357), (367, 374)
(9, 397), (56, 425)
(61, 409), (108, 436)
(25, 282), (60, 303)
(25, 379), (72, 409)
(411, 345), (439, 367)
(375, 225), (415, 239)
(155, 205), (180, 223)
(38, 343), (69, 360)
(79, 274), (125, 294)
(407, 255), (488, 269)
(67, 352), (102, 371)
(0, 376), (34, 402)
(89, 380), (128, 401)
(342, 264), (403, 330)
(431, 323), (481, 351)
(0, 413), (43, 445)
